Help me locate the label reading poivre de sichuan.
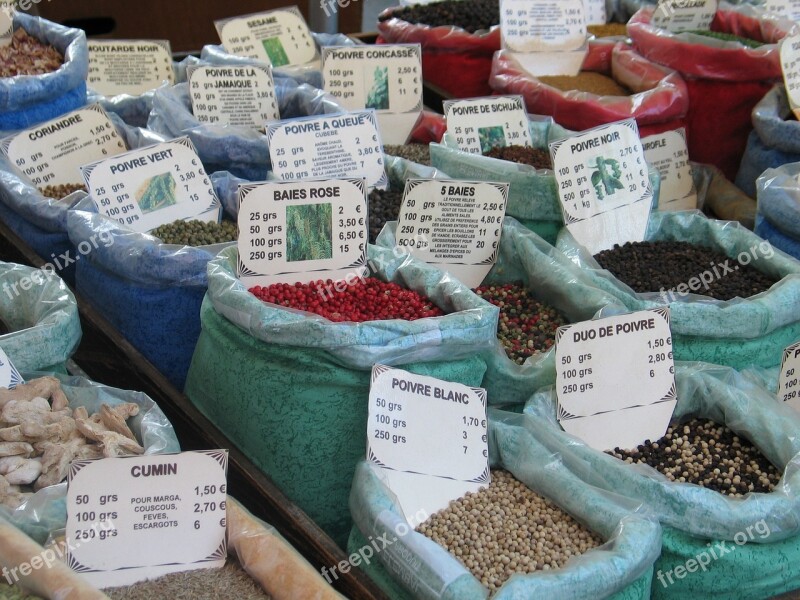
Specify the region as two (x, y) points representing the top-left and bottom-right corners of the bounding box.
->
(187, 64), (279, 128)
(641, 129), (696, 211)
(443, 96), (532, 154)
(780, 34), (800, 120)
(651, 0), (716, 33)
(779, 341), (800, 412)
(87, 40), (175, 97)
(500, 0), (586, 52)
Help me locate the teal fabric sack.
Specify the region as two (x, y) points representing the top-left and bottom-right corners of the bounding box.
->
(184, 245), (498, 547)
(556, 210), (800, 368)
(524, 361), (800, 599)
(348, 414), (662, 599)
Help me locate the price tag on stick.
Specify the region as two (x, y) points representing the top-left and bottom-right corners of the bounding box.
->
(396, 179), (509, 288)
(66, 450), (228, 588)
(651, 0), (716, 33)
(778, 341), (800, 411)
(641, 129), (696, 211)
(443, 96), (532, 154)
(1, 104), (127, 188)
(187, 64), (279, 128)
(780, 34), (800, 121)
(367, 365), (489, 525)
(555, 308), (676, 451)
(87, 40), (175, 97)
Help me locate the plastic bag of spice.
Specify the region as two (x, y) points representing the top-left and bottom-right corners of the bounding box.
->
(557, 210), (800, 369)
(147, 76), (344, 181)
(627, 3), (798, 181)
(183, 245), (498, 547)
(0, 261), (80, 373)
(754, 162), (800, 260)
(489, 43), (689, 138)
(523, 361), (800, 599)
(348, 414), (662, 600)
(0, 14), (88, 132)
(691, 162), (756, 228)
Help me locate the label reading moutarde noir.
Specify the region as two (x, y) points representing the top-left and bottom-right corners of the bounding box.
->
(641, 129), (696, 211)
(555, 308), (676, 451)
(780, 33), (800, 120)
(87, 40), (175, 97)
(395, 179), (509, 288)
(187, 65), (278, 128)
(66, 450), (228, 588)
(443, 96), (532, 154)
(215, 7), (315, 67)
(1, 104), (126, 188)
(500, 0), (586, 52)
(779, 341), (800, 412)
(321, 44), (423, 145)
(651, 0), (716, 33)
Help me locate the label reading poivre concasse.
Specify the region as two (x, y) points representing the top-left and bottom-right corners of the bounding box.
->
(443, 96), (532, 154)
(87, 40), (175, 97)
(187, 65), (279, 128)
(651, 0), (716, 33)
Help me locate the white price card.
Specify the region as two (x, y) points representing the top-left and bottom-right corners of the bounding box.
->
(778, 341), (800, 412)
(586, 0), (608, 25)
(236, 178), (368, 287)
(66, 450), (228, 588)
(215, 7), (316, 67)
(321, 44), (423, 145)
(0, 346), (22, 389)
(642, 129), (696, 211)
(500, 0), (586, 52)
(81, 137), (220, 233)
(765, 0), (800, 21)
(442, 96), (532, 154)
(87, 40), (175, 97)
(0, 9), (11, 46)
(396, 179), (509, 288)
(187, 64), (279, 128)
(367, 365), (489, 525)
(1, 104), (126, 188)
(267, 110), (388, 190)
(780, 34), (800, 121)
(549, 119), (653, 254)
(651, 0), (717, 33)
(555, 308), (677, 451)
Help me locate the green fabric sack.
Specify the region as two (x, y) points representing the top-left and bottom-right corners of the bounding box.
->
(348, 414), (662, 599)
(556, 210), (800, 368)
(0, 261), (80, 372)
(184, 245), (498, 548)
(524, 361), (800, 599)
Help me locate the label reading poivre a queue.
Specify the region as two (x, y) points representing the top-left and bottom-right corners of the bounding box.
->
(641, 129), (696, 211)
(187, 64), (279, 128)
(780, 34), (800, 121)
(87, 40), (175, 97)
(443, 96), (532, 154)
(778, 340), (800, 412)
(66, 450), (228, 588)
(651, 0), (716, 32)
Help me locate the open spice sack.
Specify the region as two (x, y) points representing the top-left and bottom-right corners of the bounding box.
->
(183, 244), (499, 548)
(523, 361), (800, 599)
(754, 162), (800, 260)
(347, 415), (662, 599)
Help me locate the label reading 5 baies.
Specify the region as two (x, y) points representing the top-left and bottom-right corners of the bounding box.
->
(1, 104), (126, 188)
(443, 96), (532, 154)
(81, 137), (220, 233)
(321, 44), (423, 145)
(500, 0), (586, 52)
(651, 0), (716, 33)
(188, 65), (279, 128)
(215, 7), (315, 67)
(87, 40), (175, 97)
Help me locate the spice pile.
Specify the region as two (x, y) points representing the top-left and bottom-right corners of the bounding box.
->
(39, 184), (87, 200)
(593, 240), (779, 301)
(587, 23), (628, 38)
(687, 30), (764, 48)
(368, 188), (404, 243)
(0, 29), (64, 77)
(384, 143), (431, 166)
(249, 278), (444, 322)
(482, 146), (552, 169)
(151, 219), (238, 245)
(607, 419), (782, 496)
(474, 283), (566, 364)
(379, 0), (499, 32)
(417, 469), (603, 594)
(539, 72), (630, 96)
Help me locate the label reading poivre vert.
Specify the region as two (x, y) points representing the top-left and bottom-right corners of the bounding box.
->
(641, 129), (696, 211)
(443, 96), (532, 154)
(779, 341), (800, 412)
(780, 34), (800, 121)
(87, 40), (175, 97)
(215, 7), (315, 67)
(187, 65), (279, 128)
(549, 119), (652, 254)
(500, 0), (586, 52)
(651, 0), (716, 33)
(1, 104), (126, 188)
(555, 309), (676, 451)
(81, 137), (220, 233)
(395, 179), (509, 288)
(66, 450), (228, 588)
(321, 44), (423, 145)
(0, 346), (23, 390)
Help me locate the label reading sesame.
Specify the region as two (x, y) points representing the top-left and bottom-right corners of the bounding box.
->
(651, 0), (716, 33)
(641, 129), (696, 211)
(87, 40), (175, 97)
(443, 96), (532, 154)
(780, 34), (800, 121)
(367, 365), (489, 526)
(555, 308), (676, 451)
(778, 340), (800, 412)
(0, 346), (22, 390)
(187, 64), (279, 128)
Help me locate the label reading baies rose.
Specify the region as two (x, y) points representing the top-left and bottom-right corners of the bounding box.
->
(442, 96), (532, 154)
(549, 119), (652, 254)
(641, 129), (697, 211)
(396, 179), (509, 288)
(87, 40), (175, 97)
(236, 178), (368, 287)
(500, 0), (586, 52)
(215, 7), (315, 67)
(1, 104), (126, 188)
(81, 137), (220, 233)
(187, 65), (279, 128)
(765, 0), (800, 21)
(266, 110), (388, 189)
(367, 364), (489, 525)
(651, 0), (717, 33)
(778, 341), (800, 412)
(66, 450), (228, 588)
(780, 34), (800, 121)
(321, 44), (423, 145)
(555, 308), (676, 452)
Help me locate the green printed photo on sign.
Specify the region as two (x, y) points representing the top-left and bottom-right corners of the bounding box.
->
(136, 172), (177, 214)
(262, 37), (290, 67)
(366, 67), (390, 110)
(286, 203), (333, 262)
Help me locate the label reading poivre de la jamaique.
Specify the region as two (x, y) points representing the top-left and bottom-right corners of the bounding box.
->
(188, 64), (279, 128)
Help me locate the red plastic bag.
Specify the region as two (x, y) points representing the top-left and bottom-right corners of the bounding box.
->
(627, 4), (798, 180)
(410, 110), (446, 143)
(489, 42), (689, 138)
